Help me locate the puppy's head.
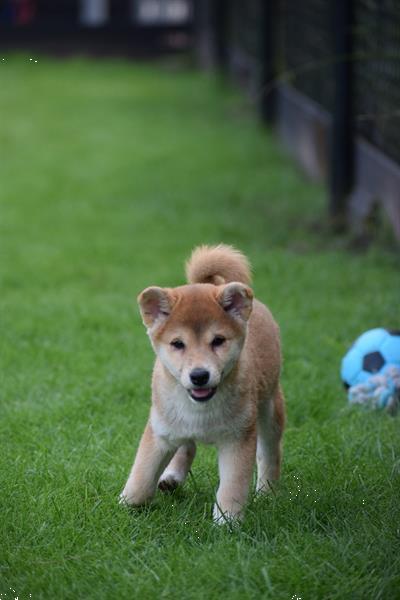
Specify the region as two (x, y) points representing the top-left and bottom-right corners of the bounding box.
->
(138, 283), (253, 403)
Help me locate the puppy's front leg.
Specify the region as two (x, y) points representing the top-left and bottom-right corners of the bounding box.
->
(213, 429), (256, 523)
(121, 420), (174, 506)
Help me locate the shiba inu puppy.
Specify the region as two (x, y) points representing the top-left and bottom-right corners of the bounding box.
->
(121, 244), (285, 522)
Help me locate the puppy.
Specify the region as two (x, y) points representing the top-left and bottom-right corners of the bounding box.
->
(121, 244), (285, 522)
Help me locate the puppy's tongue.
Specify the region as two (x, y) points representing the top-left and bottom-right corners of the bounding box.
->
(191, 388), (212, 399)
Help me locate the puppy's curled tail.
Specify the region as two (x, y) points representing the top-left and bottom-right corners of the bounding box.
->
(185, 244), (252, 285)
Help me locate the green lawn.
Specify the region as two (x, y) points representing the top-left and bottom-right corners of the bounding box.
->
(1, 54), (399, 600)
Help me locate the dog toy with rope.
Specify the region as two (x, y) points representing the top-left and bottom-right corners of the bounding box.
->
(348, 365), (400, 414)
(341, 328), (400, 414)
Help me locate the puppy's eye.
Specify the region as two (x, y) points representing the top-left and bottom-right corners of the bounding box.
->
(211, 336), (226, 348)
(170, 339), (185, 350)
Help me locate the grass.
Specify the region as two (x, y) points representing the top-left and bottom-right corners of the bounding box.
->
(1, 54), (399, 600)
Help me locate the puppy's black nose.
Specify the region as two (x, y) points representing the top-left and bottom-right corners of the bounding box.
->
(190, 368), (210, 386)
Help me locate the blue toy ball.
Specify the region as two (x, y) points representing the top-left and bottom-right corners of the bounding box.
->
(341, 328), (400, 388)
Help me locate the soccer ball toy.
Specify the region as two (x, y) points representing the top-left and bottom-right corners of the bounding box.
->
(341, 328), (400, 388)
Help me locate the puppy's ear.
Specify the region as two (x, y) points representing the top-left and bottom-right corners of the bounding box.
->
(218, 282), (253, 322)
(138, 287), (173, 329)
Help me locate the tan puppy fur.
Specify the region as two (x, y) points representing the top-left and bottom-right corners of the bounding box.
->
(121, 245), (285, 522)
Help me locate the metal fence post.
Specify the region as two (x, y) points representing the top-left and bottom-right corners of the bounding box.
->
(260, 0), (276, 124)
(329, 0), (354, 228)
(214, 0), (228, 70)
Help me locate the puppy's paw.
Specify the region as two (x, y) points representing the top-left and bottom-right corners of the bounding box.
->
(119, 487), (153, 506)
(256, 479), (277, 495)
(158, 473), (180, 492)
(212, 503), (242, 526)
(119, 492), (130, 506)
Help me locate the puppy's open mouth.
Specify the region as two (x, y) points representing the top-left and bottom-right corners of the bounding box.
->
(189, 387), (217, 402)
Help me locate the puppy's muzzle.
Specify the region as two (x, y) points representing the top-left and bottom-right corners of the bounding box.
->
(189, 368), (216, 402)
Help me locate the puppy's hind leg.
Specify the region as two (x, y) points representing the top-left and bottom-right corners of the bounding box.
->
(256, 386), (285, 493)
(158, 441), (196, 492)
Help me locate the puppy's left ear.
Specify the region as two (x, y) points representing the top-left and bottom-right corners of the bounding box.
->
(218, 282), (253, 322)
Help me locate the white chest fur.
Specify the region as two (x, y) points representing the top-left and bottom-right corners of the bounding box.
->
(151, 382), (252, 447)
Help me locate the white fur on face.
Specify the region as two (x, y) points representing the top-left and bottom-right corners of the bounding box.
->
(157, 343), (184, 381)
